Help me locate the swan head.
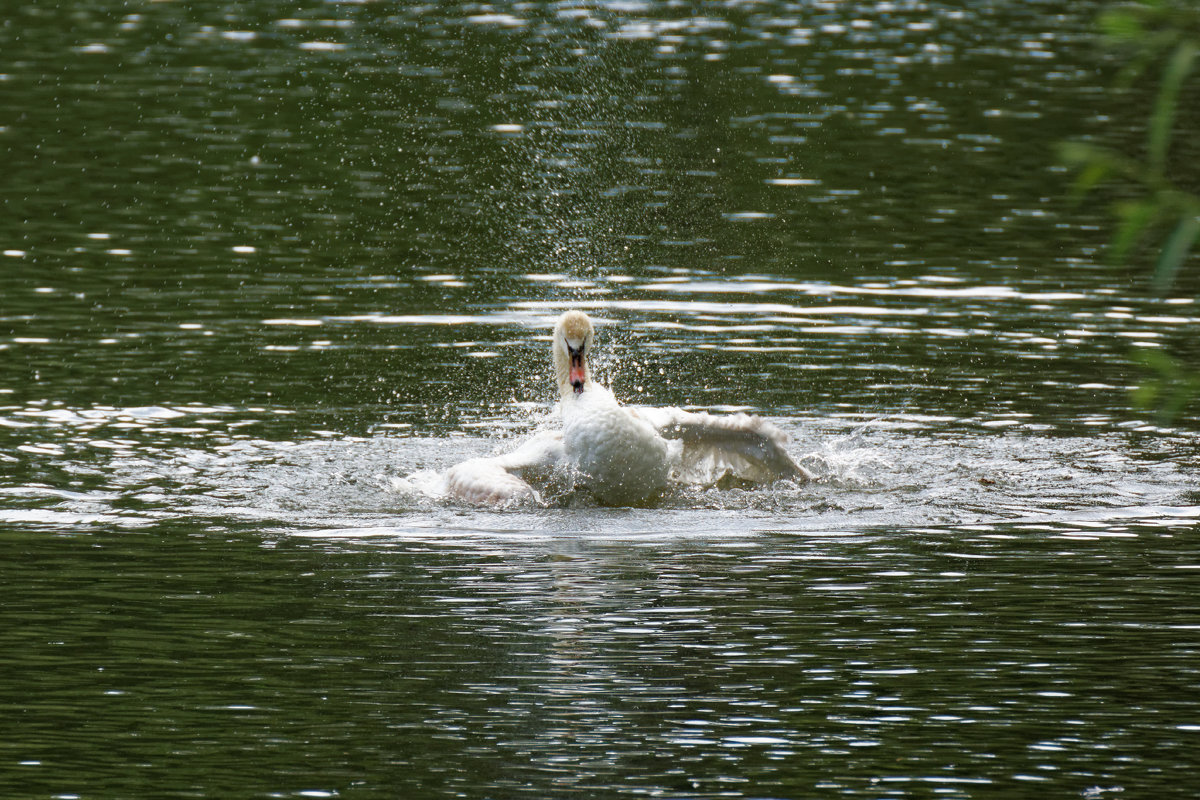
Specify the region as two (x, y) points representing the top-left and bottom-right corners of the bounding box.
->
(553, 310), (594, 397)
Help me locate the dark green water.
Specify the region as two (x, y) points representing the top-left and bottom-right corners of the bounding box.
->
(3, 1), (1199, 797)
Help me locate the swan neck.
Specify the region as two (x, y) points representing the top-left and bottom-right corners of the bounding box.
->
(552, 311), (596, 398)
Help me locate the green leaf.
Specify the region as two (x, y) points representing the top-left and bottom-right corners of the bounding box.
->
(1099, 9), (1145, 41)
(1131, 347), (1200, 423)
(1130, 378), (1161, 411)
(1057, 140), (1099, 166)
(1110, 200), (1159, 264)
(1116, 47), (1158, 88)
(1160, 375), (1200, 422)
(1151, 214), (1200, 292)
(1135, 346), (1181, 377)
(1070, 161), (1113, 202)
(1148, 40), (1198, 175)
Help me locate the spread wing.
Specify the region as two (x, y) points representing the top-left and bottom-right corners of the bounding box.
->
(631, 407), (814, 486)
(445, 430), (565, 506)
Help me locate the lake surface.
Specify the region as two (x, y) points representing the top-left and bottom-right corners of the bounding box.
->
(3, 1), (1199, 797)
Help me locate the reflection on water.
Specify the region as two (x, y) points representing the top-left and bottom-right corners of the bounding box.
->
(3, 522), (1199, 798)
(3, 0), (1200, 797)
(0, 403), (1197, 533)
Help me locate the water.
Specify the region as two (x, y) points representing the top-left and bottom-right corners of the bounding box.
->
(3, 0), (1200, 797)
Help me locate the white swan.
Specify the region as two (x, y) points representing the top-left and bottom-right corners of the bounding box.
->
(446, 310), (813, 506)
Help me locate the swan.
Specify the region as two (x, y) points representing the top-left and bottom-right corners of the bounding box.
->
(445, 310), (813, 506)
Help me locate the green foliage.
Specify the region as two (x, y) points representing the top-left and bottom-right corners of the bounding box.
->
(1148, 41), (1197, 172)
(1062, 1), (1200, 422)
(1130, 348), (1200, 421)
(1063, 1), (1200, 277)
(1155, 214), (1200, 292)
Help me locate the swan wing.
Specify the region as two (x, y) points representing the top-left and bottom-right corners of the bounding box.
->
(632, 407), (814, 485)
(445, 431), (565, 505)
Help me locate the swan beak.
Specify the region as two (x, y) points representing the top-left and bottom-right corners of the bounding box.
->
(567, 345), (586, 393)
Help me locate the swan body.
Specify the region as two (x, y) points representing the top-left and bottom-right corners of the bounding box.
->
(445, 310), (813, 506)
(563, 383), (673, 504)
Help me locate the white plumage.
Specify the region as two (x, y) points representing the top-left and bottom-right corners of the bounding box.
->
(562, 383), (673, 505)
(445, 310), (813, 506)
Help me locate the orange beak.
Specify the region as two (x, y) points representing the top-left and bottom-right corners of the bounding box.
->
(568, 349), (586, 393)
